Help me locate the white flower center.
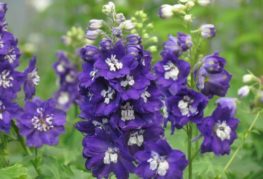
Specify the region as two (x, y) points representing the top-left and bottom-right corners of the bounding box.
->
(147, 152), (169, 176)
(0, 70), (14, 88)
(58, 92), (70, 105)
(0, 101), (5, 121)
(163, 62), (179, 80)
(0, 39), (4, 48)
(105, 54), (123, 71)
(89, 69), (97, 80)
(101, 87), (115, 104)
(214, 121), (231, 141)
(65, 72), (76, 83)
(120, 75), (134, 88)
(4, 48), (16, 64)
(31, 108), (54, 132)
(128, 130), (144, 147)
(103, 147), (118, 164)
(178, 95), (197, 117)
(121, 102), (135, 121)
(56, 64), (65, 73)
(141, 90), (151, 103)
(92, 118), (108, 129)
(28, 68), (40, 85)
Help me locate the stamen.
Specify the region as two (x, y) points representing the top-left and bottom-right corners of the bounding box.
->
(0, 70), (14, 88)
(105, 54), (123, 71)
(31, 108), (54, 132)
(121, 102), (135, 121)
(103, 147), (118, 164)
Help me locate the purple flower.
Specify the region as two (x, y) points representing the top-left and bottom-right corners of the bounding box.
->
(23, 57), (40, 99)
(79, 78), (120, 116)
(163, 33), (192, 57)
(0, 62), (24, 97)
(194, 53), (232, 97)
(16, 98), (66, 148)
(94, 41), (138, 80)
(53, 86), (78, 111)
(79, 61), (97, 88)
(111, 101), (161, 130)
(82, 131), (134, 178)
(136, 82), (163, 113)
(122, 125), (164, 154)
(0, 31), (20, 67)
(166, 88), (208, 131)
(198, 103), (239, 155)
(0, 97), (21, 133)
(79, 45), (100, 62)
(0, 3), (7, 31)
(154, 52), (190, 95)
(110, 68), (150, 100)
(135, 139), (188, 179)
(216, 97), (237, 117)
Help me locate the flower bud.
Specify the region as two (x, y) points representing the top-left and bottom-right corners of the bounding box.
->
(198, 0), (211, 6)
(200, 24), (216, 38)
(88, 19), (103, 30)
(242, 74), (254, 83)
(86, 29), (101, 40)
(238, 85), (250, 98)
(116, 13), (126, 24)
(102, 1), (115, 15)
(172, 4), (186, 14)
(184, 14), (192, 22)
(159, 4), (174, 19)
(112, 27), (122, 37)
(186, 1), (195, 8)
(121, 20), (135, 30)
(148, 46), (157, 52)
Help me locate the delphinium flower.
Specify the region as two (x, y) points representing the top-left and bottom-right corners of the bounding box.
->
(135, 139), (188, 179)
(52, 51), (79, 111)
(0, 3), (25, 133)
(76, 3), (188, 178)
(16, 98), (66, 148)
(23, 57), (40, 99)
(198, 98), (239, 155)
(194, 52), (232, 98)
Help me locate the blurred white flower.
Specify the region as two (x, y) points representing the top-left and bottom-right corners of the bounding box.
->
(27, 0), (52, 12)
(198, 0), (211, 6)
(102, 1), (115, 15)
(172, 4), (186, 13)
(242, 74), (254, 83)
(121, 20), (135, 30)
(184, 14), (192, 22)
(88, 19), (103, 30)
(159, 4), (174, 19)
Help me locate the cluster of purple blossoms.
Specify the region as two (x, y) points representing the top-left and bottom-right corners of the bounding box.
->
(76, 35), (188, 178)
(0, 3), (66, 148)
(53, 51), (79, 111)
(155, 32), (239, 155)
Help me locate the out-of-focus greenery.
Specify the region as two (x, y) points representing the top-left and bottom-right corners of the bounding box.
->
(1, 0), (263, 178)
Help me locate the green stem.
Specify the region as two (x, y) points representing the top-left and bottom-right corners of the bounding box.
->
(187, 124), (193, 179)
(223, 110), (262, 173)
(12, 121), (41, 176)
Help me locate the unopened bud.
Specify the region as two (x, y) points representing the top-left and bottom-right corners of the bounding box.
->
(88, 19), (103, 30)
(116, 13), (126, 24)
(242, 74), (254, 83)
(102, 1), (115, 15)
(184, 14), (192, 22)
(198, 0), (211, 6)
(200, 24), (216, 38)
(86, 29), (101, 40)
(238, 85), (250, 98)
(121, 20), (135, 30)
(159, 4), (174, 19)
(172, 4), (186, 14)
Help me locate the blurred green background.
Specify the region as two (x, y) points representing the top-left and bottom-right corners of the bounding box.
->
(2, 0), (263, 178)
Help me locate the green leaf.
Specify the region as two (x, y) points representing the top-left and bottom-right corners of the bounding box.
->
(0, 164), (30, 179)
